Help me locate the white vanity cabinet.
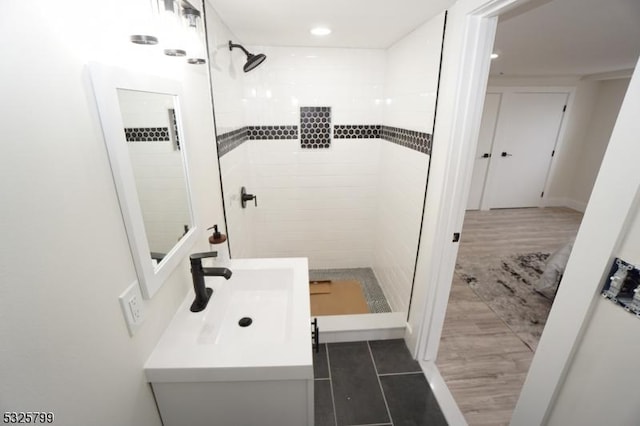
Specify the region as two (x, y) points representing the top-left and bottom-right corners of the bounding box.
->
(152, 378), (313, 426)
(145, 258), (314, 426)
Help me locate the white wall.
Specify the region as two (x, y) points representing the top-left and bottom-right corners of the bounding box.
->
(373, 142), (429, 311)
(383, 13), (444, 132)
(219, 141), (255, 258)
(567, 78), (630, 204)
(205, 5), (245, 134)
(206, 2), (251, 258)
(546, 146), (640, 425)
(546, 298), (640, 425)
(372, 12), (445, 313)
(243, 46), (385, 125)
(249, 139), (381, 268)
(0, 1), (225, 425)
(544, 79), (599, 209)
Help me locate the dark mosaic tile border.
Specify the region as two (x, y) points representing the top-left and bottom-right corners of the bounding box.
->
(168, 108), (181, 150)
(124, 127), (170, 142)
(301, 106), (331, 149)
(218, 126), (300, 157)
(248, 125), (298, 140)
(217, 122), (432, 156)
(334, 125), (381, 139)
(217, 127), (248, 157)
(381, 125), (432, 154)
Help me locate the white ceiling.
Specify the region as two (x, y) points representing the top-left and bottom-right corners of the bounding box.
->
(491, 0), (640, 76)
(208, 0), (640, 76)
(208, 0), (455, 49)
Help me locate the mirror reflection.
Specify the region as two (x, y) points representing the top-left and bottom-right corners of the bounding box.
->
(117, 89), (192, 266)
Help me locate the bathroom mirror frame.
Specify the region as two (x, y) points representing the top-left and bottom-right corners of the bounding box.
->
(89, 62), (199, 299)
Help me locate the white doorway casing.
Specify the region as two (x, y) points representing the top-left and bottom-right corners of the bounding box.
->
(408, 0), (640, 423)
(405, 0), (640, 425)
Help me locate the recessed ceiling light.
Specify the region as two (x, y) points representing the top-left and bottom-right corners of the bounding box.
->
(491, 53), (499, 59)
(310, 27), (331, 36)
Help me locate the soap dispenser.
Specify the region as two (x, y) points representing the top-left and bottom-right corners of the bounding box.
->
(207, 225), (228, 263)
(208, 225), (227, 245)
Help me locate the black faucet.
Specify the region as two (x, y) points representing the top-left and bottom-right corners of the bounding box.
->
(189, 251), (232, 312)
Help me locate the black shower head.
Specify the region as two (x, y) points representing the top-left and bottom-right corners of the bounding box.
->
(228, 40), (267, 72)
(243, 53), (267, 72)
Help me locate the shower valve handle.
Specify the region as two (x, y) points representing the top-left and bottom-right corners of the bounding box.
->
(241, 186), (257, 208)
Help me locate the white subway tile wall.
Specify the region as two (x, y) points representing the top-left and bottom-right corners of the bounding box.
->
(242, 46), (385, 126)
(373, 142), (430, 312)
(209, 12), (445, 313)
(219, 142), (255, 258)
(373, 12), (445, 312)
(383, 12), (445, 133)
(206, 7), (246, 135)
(247, 139), (381, 269)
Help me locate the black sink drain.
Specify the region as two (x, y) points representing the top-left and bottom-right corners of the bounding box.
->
(238, 317), (253, 327)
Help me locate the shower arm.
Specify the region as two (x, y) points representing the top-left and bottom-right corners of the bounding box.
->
(229, 41), (251, 57)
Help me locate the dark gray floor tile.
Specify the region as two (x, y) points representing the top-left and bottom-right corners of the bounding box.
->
(314, 343), (329, 379)
(369, 339), (421, 374)
(380, 373), (448, 426)
(315, 379), (335, 426)
(328, 341), (390, 426)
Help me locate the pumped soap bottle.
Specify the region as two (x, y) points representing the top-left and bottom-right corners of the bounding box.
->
(208, 225), (227, 245)
(208, 225), (228, 262)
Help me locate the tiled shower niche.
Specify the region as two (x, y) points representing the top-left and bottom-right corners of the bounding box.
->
(300, 106), (331, 149)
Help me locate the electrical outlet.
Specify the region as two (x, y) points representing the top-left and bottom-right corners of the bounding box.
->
(119, 281), (145, 336)
(128, 295), (142, 323)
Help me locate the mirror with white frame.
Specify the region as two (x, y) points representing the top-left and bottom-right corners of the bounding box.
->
(90, 63), (198, 299)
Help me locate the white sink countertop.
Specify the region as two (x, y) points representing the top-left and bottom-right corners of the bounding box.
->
(145, 257), (313, 383)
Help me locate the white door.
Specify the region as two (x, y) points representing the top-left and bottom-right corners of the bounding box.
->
(488, 92), (568, 208)
(467, 93), (501, 210)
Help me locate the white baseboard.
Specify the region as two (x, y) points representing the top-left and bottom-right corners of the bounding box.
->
(315, 312), (406, 343)
(544, 196), (587, 213)
(420, 361), (468, 426)
(563, 198), (587, 213)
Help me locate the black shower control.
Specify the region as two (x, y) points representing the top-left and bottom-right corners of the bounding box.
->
(241, 186), (257, 208)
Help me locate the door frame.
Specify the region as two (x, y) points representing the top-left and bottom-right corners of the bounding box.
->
(406, 0), (633, 424)
(477, 86), (575, 210)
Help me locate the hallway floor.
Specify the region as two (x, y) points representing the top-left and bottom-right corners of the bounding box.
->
(314, 339), (447, 426)
(437, 207), (583, 425)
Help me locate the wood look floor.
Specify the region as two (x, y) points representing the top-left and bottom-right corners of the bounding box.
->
(437, 207), (583, 426)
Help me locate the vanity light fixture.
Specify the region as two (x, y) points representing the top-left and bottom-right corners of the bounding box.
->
(129, 0), (206, 64)
(130, 35), (159, 45)
(310, 27), (331, 36)
(183, 7), (206, 64)
(160, 0), (186, 57)
(491, 52), (499, 59)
